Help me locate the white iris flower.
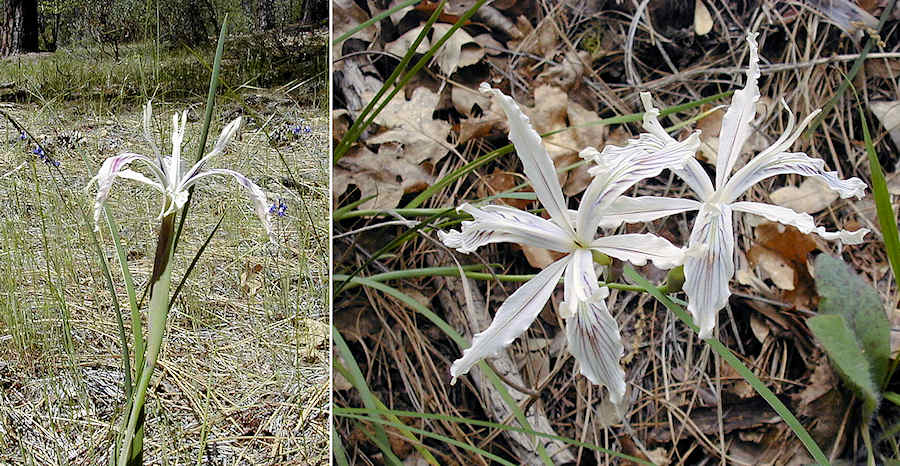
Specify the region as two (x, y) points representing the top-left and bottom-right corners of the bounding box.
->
(587, 33), (869, 339)
(88, 102), (271, 237)
(439, 84), (696, 405)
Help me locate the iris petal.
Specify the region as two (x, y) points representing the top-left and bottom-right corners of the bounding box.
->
(716, 33), (761, 188)
(577, 93), (699, 240)
(184, 168), (272, 239)
(590, 233), (685, 269)
(566, 290), (626, 406)
(683, 204), (735, 339)
(480, 84), (574, 234)
(597, 196), (701, 229)
(450, 257), (569, 380)
(87, 152), (165, 229)
(439, 204), (575, 254)
(732, 201), (869, 244)
(723, 150), (867, 204)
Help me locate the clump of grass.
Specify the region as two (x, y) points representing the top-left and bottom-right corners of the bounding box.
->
(0, 31), (326, 108)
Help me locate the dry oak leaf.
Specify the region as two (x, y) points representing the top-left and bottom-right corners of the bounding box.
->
(366, 86), (451, 165)
(537, 50), (589, 91)
(385, 23), (484, 76)
(565, 100), (606, 195)
(870, 100), (900, 150)
(334, 144), (433, 210)
(746, 222), (818, 307)
(333, 0), (376, 44)
(770, 178), (839, 214)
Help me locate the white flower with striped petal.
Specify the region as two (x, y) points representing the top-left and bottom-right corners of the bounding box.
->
(438, 84), (692, 405)
(584, 33), (869, 339)
(88, 102), (271, 238)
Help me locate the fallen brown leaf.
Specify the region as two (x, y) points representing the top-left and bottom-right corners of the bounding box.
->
(333, 144), (433, 210)
(367, 86), (451, 165)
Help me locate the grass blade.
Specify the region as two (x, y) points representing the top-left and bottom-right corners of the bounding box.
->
(334, 0), (449, 162)
(857, 100), (900, 284)
(335, 407), (653, 464)
(174, 14), (228, 252)
(85, 209), (132, 397)
(333, 328), (402, 465)
(331, 0), (421, 46)
(104, 208), (144, 376)
(334, 275), (556, 464)
(169, 213), (225, 308)
(623, 266), (829, 465)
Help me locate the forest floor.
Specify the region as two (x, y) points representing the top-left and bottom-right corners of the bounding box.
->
(333, 2), (900, 464)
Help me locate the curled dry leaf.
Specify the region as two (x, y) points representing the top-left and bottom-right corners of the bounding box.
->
(333, 144), (433, 210)
(770, 178), (840, 214)
(477, 169), (532, 210)
(529, 85), (578, 164)
(696, 105), (724, 164)
(564, 100), (606, 195)
(476, 4), (523, 39)
(750, 247), (796, 290)
(746, 222), (818, 306)
(537, 50), (589, 91)
(451, 84), (493, 117)
(805, 0), (878, 35)
(239, 262), (264, 297)
(338, 59), (384, 114)
(366, 86), (451, 165)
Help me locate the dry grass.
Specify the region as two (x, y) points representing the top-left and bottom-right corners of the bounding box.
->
(0, 88), (329, 463)
(334, 1), (900, 463)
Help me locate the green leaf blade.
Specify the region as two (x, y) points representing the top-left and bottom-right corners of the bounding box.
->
(807, 314), (880, 421)
(814, 254), (890, 387)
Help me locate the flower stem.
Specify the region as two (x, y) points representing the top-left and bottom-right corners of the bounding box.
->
(118, 211), (176, 466)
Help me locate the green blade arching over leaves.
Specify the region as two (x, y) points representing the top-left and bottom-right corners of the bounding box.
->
(813, 254), (890, 387)
(807, 314), (879, 421)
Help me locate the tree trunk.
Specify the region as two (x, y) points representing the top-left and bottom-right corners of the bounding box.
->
(301, 0), (327, 24)
(0, 0), (39, 57)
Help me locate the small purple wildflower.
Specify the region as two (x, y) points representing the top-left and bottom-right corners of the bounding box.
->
(18, 131), (26, 141)
(290, 123), (312, 136)
(269, 199), (287, 217)
(31, 146), (59, 167)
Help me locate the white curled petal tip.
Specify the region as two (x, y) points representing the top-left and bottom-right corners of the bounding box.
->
(731, 201), (869, 245)
(565, 297), (626, 406)
(437, 229), (470, 253)
(142, 101), (162, 160)
(89, 153), (162, 229)
(815, 227), (870, 245)
(579, 146), (602, 162)
(449, 257), (568, 380)
(184, 168), (272, 240)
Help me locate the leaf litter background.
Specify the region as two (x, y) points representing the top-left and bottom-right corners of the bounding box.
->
(333, 0), (900, 463)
